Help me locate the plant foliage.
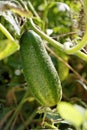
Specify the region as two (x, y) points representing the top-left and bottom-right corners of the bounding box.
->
(0, 0), (87, 130)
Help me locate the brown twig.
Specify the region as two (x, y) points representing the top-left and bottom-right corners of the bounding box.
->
(0, 109), (14, 129)
(19, 113), (30, 130)
(79, 0), (84, 6)
(10, 114), (19, 130)
(57, 32), (77, 38)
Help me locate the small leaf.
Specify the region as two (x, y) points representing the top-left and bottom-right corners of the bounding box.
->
(57, 102), (84, 127)
(0, 39), (19, 60)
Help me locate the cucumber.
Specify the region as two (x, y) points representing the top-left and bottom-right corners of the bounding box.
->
(20, 30), (62, 107)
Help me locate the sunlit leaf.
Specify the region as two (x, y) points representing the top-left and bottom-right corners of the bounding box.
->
(0, 39), (19, 60)
(57, 102), (84, 127)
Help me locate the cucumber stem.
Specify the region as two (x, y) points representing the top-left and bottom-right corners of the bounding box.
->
(75, 51), (87, 61)
(65, 31), (87, 54)
(28, 18), (64, 51)
(28, 18), (87, 61)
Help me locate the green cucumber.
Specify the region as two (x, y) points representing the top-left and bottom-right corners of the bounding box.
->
(20, 30), (62, 107)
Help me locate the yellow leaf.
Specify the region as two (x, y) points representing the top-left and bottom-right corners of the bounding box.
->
(57, 102), (84, 127)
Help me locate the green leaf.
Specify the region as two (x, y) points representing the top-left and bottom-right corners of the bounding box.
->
(0, 1), (21, 35)
(57, 102), (84, 127)
(0, 11), (20, 35)
(0, 39), (19, 60)
(0, 1), (32, 35)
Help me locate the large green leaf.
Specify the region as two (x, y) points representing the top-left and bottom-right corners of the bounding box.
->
(57, 102), (84, 127)
(0, 39), (19, 60)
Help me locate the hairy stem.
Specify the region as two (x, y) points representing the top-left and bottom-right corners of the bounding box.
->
(28, 18), (64, 51)
(28, 18), (87, 61)
(65, 31), (87, 54)
(27, 1), (40, 18)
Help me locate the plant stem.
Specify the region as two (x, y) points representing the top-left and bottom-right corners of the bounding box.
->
(65, 31), (87, 54)
(42, 1), (48, 31)
(27, 1), (40, 18)
(4, 90), (29, 130)
(0, 23), (14, 41)
(16, 109), (37, 130)
(28, 18), (64, 51)
(28, 18), (87, 61)
(0, 23), (19, 54)
(44, 122), (57, 129)
(75, 51), (87, 61)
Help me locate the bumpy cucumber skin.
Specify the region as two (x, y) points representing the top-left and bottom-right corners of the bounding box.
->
(20, 30), (62, 107)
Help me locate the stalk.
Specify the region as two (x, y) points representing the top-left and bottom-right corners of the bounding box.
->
(28, 18), (87, 61)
